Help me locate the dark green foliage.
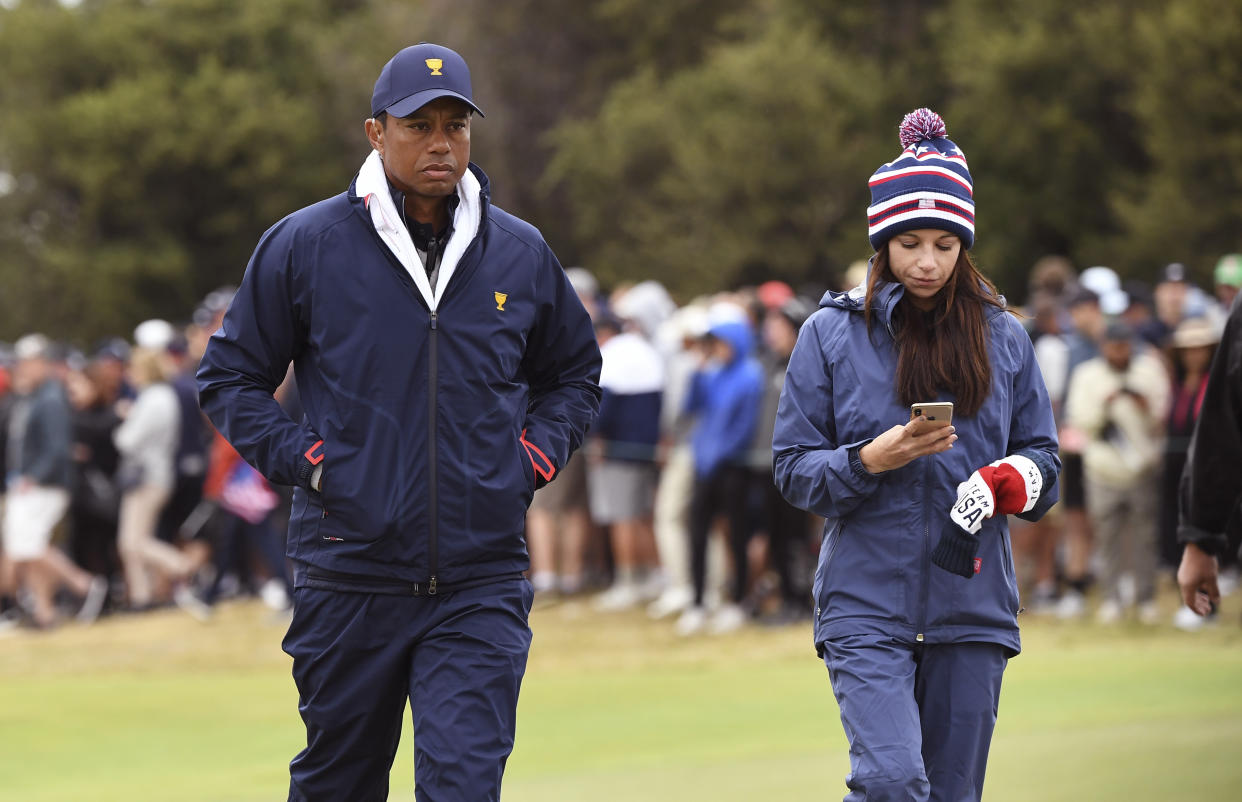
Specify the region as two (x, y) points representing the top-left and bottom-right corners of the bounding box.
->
(0, 0), (1238, 342)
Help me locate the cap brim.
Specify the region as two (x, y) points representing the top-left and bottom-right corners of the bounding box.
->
(380, 89), (484, 118)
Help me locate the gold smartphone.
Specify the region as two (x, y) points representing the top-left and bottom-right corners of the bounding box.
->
(910, 402), (954, 434)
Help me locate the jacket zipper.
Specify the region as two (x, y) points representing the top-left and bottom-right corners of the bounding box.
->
(428, 310), (438, 595)
(916, 458), (932, 643)
(357, 181), (491, 596)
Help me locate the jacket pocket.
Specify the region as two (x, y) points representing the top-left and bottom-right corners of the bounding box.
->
(520, 428), (555, 488)
(314, 425), (404, 544)
(517, 434), (536, 493)
(813, 520), (843, 618)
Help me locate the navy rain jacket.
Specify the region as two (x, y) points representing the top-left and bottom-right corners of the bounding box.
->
(198, 164), (601, 591)
(773, 279), (1059, 655)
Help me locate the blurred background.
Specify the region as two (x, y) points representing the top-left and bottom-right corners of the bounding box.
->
(1, 0), (1241, 800)
(0, 0), (1239, 340)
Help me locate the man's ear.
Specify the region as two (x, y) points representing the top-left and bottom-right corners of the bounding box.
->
(364, 117), (385, 156)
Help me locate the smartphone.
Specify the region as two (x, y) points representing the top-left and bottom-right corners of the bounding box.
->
(910, 401), (954, 434)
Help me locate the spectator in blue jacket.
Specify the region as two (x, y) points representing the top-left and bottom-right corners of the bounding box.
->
(677, 311), (764, 636)
(197, 43), (601, 801)
(773, 110), (1059, 801)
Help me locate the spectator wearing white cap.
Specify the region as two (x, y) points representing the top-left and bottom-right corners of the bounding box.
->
(3, 334), (106, 627)
(589, 284), (670, 612)
(1054, 287), (1105, 619)
(113, 344), (196, 612)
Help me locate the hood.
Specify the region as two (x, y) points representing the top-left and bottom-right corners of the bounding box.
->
(820, 258), (905, 334)
(708, 320), (755, 364)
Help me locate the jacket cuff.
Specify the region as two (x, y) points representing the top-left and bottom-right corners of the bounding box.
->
(847, 439), (877, 479)
(1177, 523), (1229, 558)
(297, 439), (324, 491)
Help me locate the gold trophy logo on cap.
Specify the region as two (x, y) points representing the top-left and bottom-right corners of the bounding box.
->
(425, 58), (443, 76)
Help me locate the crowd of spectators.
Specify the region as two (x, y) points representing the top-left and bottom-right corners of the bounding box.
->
(0, 288), (293, 631)
(1, 252), (1238, 634)
(529, 255), (1242, 636)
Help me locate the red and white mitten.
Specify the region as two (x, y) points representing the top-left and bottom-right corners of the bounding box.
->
(933, 454), (1045, 578)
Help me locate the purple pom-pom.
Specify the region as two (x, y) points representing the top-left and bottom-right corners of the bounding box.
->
(899, 108), (947, 148)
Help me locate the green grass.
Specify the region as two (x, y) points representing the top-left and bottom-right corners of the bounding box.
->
(1, 592), (1240, 801)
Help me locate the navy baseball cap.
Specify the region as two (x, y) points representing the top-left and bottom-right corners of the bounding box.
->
(371, 42), (484, 119)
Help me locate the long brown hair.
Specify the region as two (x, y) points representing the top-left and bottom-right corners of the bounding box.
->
(863, 247), (1008, 417)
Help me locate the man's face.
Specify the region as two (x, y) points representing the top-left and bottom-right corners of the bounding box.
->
(1102, 338), (1131, 371)
(1069, 301), (1103, 340)
(365, 97), (471, 206)
(13, 356), (48, 394)
(763, 312), (798, 358)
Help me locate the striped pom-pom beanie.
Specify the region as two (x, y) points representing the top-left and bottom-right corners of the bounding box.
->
(867, 108), (975, 251)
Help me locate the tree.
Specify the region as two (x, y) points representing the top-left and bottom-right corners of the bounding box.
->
(544, 9), (920, 297)
(1107, 0), (1242, 282)
(0, 0), (418, 342)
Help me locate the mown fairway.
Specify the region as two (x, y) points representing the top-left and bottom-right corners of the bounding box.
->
(2, 591), (1240, 801)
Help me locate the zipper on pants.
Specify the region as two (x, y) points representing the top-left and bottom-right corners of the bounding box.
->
(916, 458), (932, 642)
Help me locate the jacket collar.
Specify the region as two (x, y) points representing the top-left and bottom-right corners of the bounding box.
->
(351, 153), (488, 310)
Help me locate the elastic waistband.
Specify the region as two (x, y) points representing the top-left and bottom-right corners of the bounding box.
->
(298, 565), (525, 597)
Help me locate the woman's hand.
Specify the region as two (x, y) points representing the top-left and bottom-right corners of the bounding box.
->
(859, 418), (957, 474)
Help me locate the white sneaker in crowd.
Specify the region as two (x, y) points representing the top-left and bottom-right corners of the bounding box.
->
(647, 586), (693, 620)
(76, 575), (108, 625)
(173, 585), (213, 623)
(1055, 591), (1086, 620)
(675, 606), (707, 637)
(529, 571), (559, 595)
(1173, 604), (1208, 632)
(1095, 599), (1123, 625)
(259, 578), (290, 611)
(708, 603), (748, 635)
(1218, 568), (1238, 598)
(638, 571), (666, 603)
(592, 582), (642, 612)
(1137, 600), (1161, 626)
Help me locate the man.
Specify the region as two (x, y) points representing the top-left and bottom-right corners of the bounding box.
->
(524, 267), (598, 599)
(589, 285), (668, 612)
(4, 334), (106, 628)
(197, 43), (601, 801)
(1054, 286), (1104, 619)
(748, 295), (816, 621)
(677, 311), (764, 636)
(1178, 295), (1242, 620)
(1214, 253), (1242, 311)
(1065, 319), (1170, 624)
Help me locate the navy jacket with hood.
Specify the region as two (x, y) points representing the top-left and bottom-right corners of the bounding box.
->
(773, 279), (1059, 655)
(197, 163), (601, 591)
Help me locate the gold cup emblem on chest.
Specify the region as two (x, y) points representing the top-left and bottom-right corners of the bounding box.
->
(494, 292), (508, 311)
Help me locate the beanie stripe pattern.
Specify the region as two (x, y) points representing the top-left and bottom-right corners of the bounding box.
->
(867, 108), (975, 250)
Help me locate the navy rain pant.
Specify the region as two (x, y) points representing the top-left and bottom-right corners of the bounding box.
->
(282, 577), (534, 801)
(822, 634), (1008, 802)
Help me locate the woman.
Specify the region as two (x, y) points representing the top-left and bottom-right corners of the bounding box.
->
(114, 346), (194, 610)
(1159, 317), (1219, 628)
(773, 109), (1060, 801)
